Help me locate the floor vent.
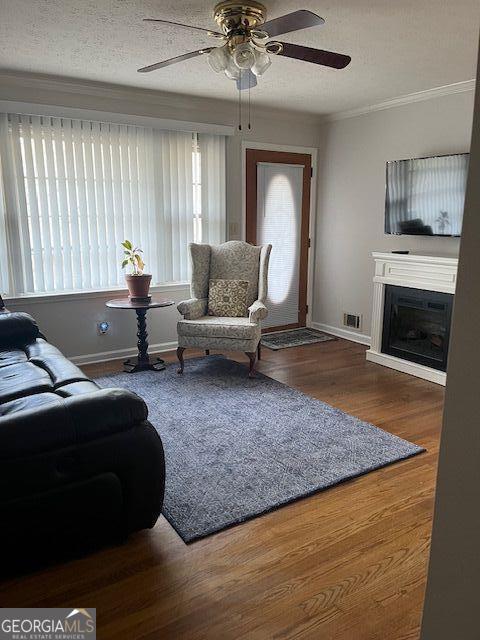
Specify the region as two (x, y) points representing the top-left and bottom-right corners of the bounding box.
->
(343, 312), (361, 330)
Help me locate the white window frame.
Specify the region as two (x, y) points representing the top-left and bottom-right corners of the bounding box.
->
(0, 101), (235, 137)
(0, 102), (233, 303)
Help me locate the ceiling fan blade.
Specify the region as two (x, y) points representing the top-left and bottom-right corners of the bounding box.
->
(143, 18), (222, 36)
(236, 70), (257, 91)
(262, 10), (324, 38)
(138, 48), (214, 73)
(276, 42), (351, 69)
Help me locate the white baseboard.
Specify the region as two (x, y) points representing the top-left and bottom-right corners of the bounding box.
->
(70, 322), (371, 366)
(70, 340), (178, 366)
(366, 349), (446, 386)
(309, 321), (371, 346)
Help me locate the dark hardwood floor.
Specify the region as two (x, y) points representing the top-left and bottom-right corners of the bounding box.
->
(0, 338), (444, 640)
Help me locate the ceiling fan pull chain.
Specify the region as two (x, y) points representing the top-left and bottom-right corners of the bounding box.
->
(248, 82), (251, 130)
(238, 71), (242, 131)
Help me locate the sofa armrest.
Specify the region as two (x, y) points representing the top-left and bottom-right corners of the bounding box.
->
(177, 298), (208, 320)
(0, 312), (40, 348)
(248, 300), (268, 324)
(0, 389), (147, 460)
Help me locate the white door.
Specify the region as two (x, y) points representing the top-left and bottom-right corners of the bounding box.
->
(256, 162), (306, 329)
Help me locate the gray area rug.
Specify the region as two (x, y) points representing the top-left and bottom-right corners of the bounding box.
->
(96, 356), (424, 543)
(261, 327), (336, 350)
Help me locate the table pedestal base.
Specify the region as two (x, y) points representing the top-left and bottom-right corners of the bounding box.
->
(106, 298), (174, 374)
(123, 357), (166, 373)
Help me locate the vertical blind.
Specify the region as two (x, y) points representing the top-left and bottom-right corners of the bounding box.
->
(0, 113), (226, 296)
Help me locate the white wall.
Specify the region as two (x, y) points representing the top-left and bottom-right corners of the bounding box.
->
(5, 72), (474, 359)
(7, 286), (187, 365)
(0, 72), (321, 362)
(313, 90), (475, 340)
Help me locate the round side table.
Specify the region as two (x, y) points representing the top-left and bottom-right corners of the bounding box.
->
(106, 298), (175, 373)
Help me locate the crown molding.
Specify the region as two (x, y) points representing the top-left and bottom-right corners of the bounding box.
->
(0, 70), (320, 127)
(324, 79), (476, 123)
(0, 70), (234, 112)
(1, 70), (473, 127)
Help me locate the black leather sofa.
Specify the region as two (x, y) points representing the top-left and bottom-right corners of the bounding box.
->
(0, 311), (165, 569)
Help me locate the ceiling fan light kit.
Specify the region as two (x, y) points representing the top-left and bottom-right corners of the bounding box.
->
(251, 50), (271, 76)
(208, 44), (230, 72)
(208, 41), (272, 78)
(202, 2), (279, 84)
(232, 42), (257, 70)
(139, 1), (351, 130)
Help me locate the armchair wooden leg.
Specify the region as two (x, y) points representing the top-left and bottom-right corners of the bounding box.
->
(177, 347), (185, 374)
(257, 342), (262, 361)
(205, 349), (210, 355)
(246, 352), (257, 378)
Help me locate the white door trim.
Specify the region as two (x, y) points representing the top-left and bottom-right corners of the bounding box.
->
(241, 141), (318, 327)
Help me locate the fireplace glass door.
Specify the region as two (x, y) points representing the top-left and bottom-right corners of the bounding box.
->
(382, 285), (453, 371)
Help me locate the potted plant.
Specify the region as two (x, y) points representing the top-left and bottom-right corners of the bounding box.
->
(121, 240), (152, 301)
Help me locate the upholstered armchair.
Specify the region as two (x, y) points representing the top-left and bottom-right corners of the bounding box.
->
(177, 241), (272, 377)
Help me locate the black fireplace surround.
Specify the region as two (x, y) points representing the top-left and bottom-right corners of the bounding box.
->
(382, 285), (453, 372)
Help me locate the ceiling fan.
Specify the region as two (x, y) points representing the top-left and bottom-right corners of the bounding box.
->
(137, 1), (351, 92)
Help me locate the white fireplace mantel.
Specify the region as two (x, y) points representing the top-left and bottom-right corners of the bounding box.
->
(366, 252), (458, 385)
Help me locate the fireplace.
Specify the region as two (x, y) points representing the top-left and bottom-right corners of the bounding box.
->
(381, 285), (453, 372)
(367, 253), (457, 384)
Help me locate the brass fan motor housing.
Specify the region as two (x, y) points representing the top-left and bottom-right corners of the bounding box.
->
(213, 1), (267, 33)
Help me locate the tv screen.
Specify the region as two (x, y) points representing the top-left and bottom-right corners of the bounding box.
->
(385, 153), (469, 236)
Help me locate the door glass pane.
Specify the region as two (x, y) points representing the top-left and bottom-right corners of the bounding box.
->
(256, 162), (304, 328)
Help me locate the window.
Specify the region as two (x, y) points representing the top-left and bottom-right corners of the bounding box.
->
(0, 113), (226, 296)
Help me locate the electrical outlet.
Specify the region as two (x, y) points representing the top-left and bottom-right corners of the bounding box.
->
(98, 321), (110, 335)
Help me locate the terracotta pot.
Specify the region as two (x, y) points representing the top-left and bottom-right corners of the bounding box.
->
(125, 274), (152, 301)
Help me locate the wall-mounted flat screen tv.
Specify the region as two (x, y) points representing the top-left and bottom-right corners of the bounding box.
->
(385, 152), (469, 236)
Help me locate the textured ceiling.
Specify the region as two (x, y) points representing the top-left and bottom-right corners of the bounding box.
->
(0, 0), (479, 115)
